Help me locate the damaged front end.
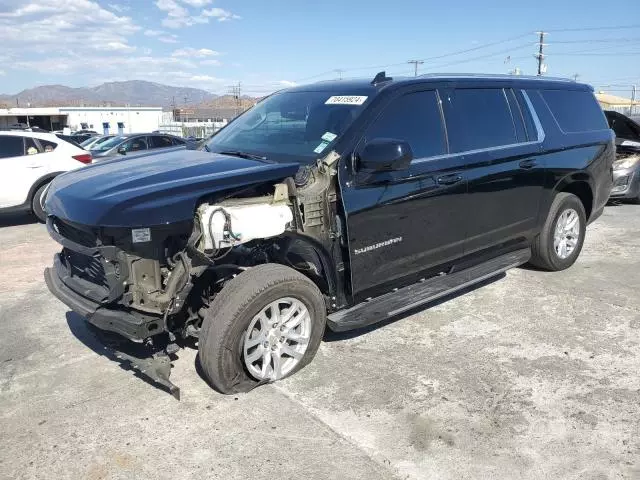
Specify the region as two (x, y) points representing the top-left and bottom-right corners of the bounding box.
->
(45, 152), (346, 398)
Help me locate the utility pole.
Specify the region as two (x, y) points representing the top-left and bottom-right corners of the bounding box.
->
(535, 31), (546, 76)
(334, 69), (345, 80)
(228, 82), (242, 117)
(407, 60), (424, 77)
(632, 84), (637, 115)
(572, 74), (580, 82)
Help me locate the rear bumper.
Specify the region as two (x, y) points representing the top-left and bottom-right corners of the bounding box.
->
(45, 255), (163, 342)
(610, 167), (640, 199)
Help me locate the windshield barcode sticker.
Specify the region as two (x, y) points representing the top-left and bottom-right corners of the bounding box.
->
(325, 96), (368, 105)
(132, 228), (151, 243)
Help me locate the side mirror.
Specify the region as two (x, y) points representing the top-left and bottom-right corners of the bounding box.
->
(117, 145), (127, 155)
(358, 138), (413, 172)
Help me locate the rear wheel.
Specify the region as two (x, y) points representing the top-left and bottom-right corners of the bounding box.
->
(198, 263), (326, 394)
(31, 182), (49, 223)
(529, 192), (586, 271)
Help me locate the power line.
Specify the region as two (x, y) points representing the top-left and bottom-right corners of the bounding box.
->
(545, 24), (640, 32)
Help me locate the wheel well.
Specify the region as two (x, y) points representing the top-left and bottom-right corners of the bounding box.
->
(560, 181), (593, 220)
(27, 174), (58, 208)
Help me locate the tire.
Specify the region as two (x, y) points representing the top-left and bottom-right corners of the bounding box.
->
(529, 192), (586, 271)
(31, 182), (49, 223)
(198, 263), (326, 394)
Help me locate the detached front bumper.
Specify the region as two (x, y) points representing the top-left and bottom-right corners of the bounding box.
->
(610, 166), (640, 199)
(45, 257), (181, 399)
(45, 254), (162, 342)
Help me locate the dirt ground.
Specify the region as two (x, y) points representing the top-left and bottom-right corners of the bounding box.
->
(0, 204), (638, 480)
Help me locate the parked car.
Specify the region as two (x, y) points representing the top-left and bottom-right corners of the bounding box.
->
(605, 110), (640, 202)
(71, 132), (99, 144)
(0, 131), (92, 222)
(89, 133), (193, 160)
(43, 73), (613, 398)
(80, 134), (115, 150)
(55, 134), (84, 148)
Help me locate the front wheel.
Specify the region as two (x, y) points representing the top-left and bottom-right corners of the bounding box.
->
(31, 182), (49, 223)
(529, 192), (587, 271)
(198, 263), (326, 394)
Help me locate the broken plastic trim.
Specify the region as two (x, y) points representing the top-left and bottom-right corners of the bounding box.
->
(86, 325), (181, 400)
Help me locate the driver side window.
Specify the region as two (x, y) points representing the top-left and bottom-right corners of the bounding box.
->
(123, 137), (147, 152)
(363, 90), (447, 160)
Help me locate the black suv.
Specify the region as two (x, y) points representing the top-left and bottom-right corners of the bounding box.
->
(44, 73), (613, 397)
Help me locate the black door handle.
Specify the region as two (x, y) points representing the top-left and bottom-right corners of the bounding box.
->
(437, 174), (463, 186)
(519, 159), (538, 169)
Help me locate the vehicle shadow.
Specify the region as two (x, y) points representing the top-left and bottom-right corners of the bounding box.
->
(65, 311), (181, 397)
(0, 213), (37, 227)
(323, 273), (506, 342)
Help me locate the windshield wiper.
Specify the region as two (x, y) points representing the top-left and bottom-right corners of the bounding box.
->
(202, 144), (211, 152)
(218, 150), (270, 162)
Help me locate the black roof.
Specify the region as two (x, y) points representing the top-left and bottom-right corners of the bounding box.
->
(285, 73), (590, 95)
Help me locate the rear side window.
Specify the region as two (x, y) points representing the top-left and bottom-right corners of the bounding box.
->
(541, 89), (607, 133)
(172, 137), (186, 145)
(363, 90), (446, 159)
(149, 135), (174, 148)
(442, 88), (517, 153)
(39, 139), (58, 152)
(0, 136), (26, 158)
(504, 89), (527, 143)
(24, 137), (41, 155)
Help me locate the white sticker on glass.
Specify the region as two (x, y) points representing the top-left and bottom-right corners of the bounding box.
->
(132, 228), (151, 243)
(314, 141), (330, 154)
(325, 96), (368, 105)
(321, 131), (337, 142)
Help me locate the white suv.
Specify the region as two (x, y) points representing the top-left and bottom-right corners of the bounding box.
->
(0, 131), (92, 222)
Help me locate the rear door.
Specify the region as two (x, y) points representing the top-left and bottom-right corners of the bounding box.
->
(440, 87), (545, 255)
(341, 89), (468, 301)
(0, 135), (44, 208)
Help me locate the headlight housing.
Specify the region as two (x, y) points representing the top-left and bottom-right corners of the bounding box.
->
(613, 155), (640, 171)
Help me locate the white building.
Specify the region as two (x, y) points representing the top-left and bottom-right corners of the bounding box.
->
(0, 106), (164, 134)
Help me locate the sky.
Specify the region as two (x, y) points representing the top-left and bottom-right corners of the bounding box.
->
(0, 0), (639, 97)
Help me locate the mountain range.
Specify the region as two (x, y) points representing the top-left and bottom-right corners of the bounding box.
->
(0, 81), (219, 108)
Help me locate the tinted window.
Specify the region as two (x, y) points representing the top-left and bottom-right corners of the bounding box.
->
(124, 137), (147, 152)
(25, 137), (41, 155)
(40, 139), (58, 152)
(442, 88), (517, 153)
(363, 90), (446, 159)
(172, 137), (186, 145)
(0, 136), (25, 158)
(149, 135), (174, 148)
(541, 89), (607, 133)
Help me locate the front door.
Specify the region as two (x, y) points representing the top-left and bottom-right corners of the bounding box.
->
(340, 89), (468, 302)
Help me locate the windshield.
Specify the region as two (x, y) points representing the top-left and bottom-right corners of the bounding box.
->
(203, 90), (370, 163)
(91, 135), (127, 152)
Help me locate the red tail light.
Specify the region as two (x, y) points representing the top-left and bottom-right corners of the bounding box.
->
(72, 153), (92, 164)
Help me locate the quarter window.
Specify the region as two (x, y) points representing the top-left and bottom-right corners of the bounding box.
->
(0, 136), (26, 158)
(363, 90), (446, 159)
(541, 89), (607, 133)
(441, 88), (518, 153)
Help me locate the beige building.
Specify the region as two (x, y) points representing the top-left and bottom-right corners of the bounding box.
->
(595, 92), (639, 115)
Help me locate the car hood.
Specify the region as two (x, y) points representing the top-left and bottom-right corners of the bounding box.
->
(45, 149), (301, 227)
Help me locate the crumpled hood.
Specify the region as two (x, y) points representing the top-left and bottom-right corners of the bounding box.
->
(45, 149), (300, 227)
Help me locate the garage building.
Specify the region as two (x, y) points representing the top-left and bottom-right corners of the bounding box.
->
(0, 106), (164, 133)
